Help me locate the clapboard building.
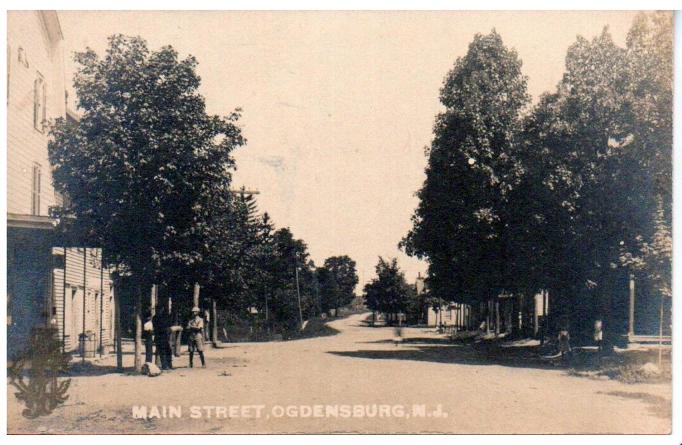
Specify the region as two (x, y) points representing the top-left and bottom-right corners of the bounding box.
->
(7, 11), (115, 358)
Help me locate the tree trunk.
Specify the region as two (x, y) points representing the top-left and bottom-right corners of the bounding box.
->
(134, 285), (143, 373)
(193, 283), (200, 307)
(114, 282), (123, 372)
(211, 298), (218, 345)
(495, 300), (500, 336)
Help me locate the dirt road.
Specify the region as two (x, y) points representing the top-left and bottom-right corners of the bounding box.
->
(7, 312), (671, 433)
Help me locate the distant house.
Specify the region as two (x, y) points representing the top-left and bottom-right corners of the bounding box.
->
(7, 11), (115, 358)
(417, 271), (548, 336)
(415, 274), (474, 329)
(426, 303), (474, 330)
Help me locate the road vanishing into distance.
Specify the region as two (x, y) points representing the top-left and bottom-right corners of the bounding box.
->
(8, 313), (671, 433)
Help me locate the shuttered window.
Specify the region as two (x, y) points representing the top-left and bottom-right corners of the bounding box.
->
(31, 162), (41, 215)
(33, 72), (46, 132)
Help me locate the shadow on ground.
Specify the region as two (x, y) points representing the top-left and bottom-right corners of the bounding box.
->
(65, 351), (244, 377)
(327, 341), (558, 370)
(360, 337), (453, 345)
(598, 391), (671, 420)
(298, 317), (341, 339)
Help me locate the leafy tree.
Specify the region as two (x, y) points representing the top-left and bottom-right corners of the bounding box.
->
(319, 255), (358, 316)
(257, 228), (317, 334)
(519, 19), (672, 341)
(404, 286), (428, 325)
(403, 15), (672, 344)
(363, 258), (414, 324)
(316, 266), (340, 316)
(48, 35), (244, 371)
(620, 12), (673, 301)
(401, 30), (530, 305)
(200, 192), (275, 313)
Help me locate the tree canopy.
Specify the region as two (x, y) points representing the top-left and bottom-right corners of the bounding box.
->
(49, 35), (245, 287)
(363, 257), (414, 321)
(402, 13), (672, 341)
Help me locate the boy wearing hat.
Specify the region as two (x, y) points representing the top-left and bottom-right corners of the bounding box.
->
(187, 307), (206, 368)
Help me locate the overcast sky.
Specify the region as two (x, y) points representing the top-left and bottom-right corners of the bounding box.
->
(59, 10), (640, 287)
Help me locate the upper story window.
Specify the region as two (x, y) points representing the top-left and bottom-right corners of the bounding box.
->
(33, 72), (46, 132)
(31, 162), (41, 215)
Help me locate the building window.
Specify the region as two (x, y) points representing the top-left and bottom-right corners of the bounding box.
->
(33, 72), (46, 132)
(52, 252), (66, 269)
(31, 163), (41, 215)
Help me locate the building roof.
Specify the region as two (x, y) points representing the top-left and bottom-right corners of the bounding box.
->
(38, 11), (63, 43)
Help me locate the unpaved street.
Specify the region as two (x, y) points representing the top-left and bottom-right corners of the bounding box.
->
(8, 313), (671, 434)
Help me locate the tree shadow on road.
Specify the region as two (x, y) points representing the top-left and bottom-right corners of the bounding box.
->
(327, 342), (558, 371)
(597, 391), (671, 420)
(360, 337), (453, 345)
(65, 361), (134, 377)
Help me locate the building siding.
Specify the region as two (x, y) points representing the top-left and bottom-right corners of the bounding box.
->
(8, 11), (116, 357)
(52, 247), (115, 352)
(7, 11), (66, 217)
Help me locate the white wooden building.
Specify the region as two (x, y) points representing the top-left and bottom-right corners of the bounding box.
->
(7, 11), (115, 357)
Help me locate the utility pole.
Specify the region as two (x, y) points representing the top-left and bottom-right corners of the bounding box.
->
(295, 254), (304, 330)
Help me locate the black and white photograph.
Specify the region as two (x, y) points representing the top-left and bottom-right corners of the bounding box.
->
(3, 4), (677, 437)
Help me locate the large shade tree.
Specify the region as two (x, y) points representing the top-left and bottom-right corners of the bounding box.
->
(401, 30), (530, 305)
(48, 35), (245, 371)
(403, 13), (672, 344)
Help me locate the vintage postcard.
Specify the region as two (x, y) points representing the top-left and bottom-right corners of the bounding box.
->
(5, 8), (674, 436)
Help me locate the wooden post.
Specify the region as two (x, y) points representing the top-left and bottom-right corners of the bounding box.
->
(628, 274), (635, 338)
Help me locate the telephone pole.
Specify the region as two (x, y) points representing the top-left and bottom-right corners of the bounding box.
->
(295, 253), (304, 330)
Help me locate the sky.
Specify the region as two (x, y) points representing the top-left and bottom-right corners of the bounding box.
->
(59, 10), (641, 288)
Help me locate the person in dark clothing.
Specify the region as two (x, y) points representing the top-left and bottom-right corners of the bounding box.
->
(187, 307), (206, 368)
(153, 306), (173, 370)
